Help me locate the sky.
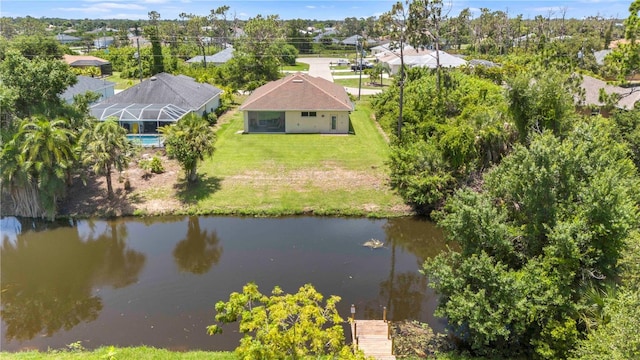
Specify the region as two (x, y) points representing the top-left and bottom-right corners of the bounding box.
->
(0, 0), (632, 22)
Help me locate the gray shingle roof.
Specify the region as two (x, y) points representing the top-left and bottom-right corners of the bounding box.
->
(55, 34), (81, 42)
(98, 72), (222, 110)
(186, 47), (234, 65)
(593, 49), (612, 66)
(341, 35), (363, 46)
(62, 76), (115, 102)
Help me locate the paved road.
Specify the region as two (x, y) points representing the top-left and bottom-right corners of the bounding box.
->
(297, 57), (383, 96)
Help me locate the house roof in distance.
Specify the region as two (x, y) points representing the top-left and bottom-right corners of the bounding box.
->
(186, 46), (234, 64)
(98, 72), (222, 111)
(239, 73), (353, 112)
(580, 75), (640, 110)
(55, 33), (80, 41)
(63, 55), (110, 66)
(62, 75), (114, 101)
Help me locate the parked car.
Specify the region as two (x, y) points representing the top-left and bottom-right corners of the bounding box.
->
(335, 59), (350, 66)
(351, 61), (373, 71)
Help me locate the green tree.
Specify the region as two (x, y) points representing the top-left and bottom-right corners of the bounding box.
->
(209, 6), (231, 47)
(286, 19), (313, 54)
(6, 34), (63, 59)
(571, 287), (640, 360)
(378, 1), (410, 138)
(82, 119), (134, 199)
(424, 118), (639, 358)
(159, 113), (215, 183)
(407, 0), (447, 94)
(1, 117), (76, 218)
(146, 11), (164, 75)
(0, 50), (77, 119)
(227, 15), (285, 90)
(208, 283), (364, 360)
(506, 69), (580, 143)
(611, 108), (640, 170)
(280, 43), (299, 66)
(373, 69), (511, 213)
(605, 0), (640, 81)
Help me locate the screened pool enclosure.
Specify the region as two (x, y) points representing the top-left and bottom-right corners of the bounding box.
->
(90, 103), (189, 134)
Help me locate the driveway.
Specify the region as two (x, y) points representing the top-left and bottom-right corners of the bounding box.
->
(297, 57), (383, 96)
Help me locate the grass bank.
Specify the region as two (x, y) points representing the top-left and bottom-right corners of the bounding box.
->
(105, 71), (138, 90)
(1, 347), (236, 360)
(0, 348), (485, 360)
(136, 100), (410, 217)
(281, 62), (310, 71)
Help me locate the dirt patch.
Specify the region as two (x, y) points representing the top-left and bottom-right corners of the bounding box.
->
(58, 149), (184, 217)
(225, 166), (387, 192)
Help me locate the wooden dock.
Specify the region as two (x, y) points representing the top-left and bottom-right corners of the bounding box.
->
(351, 319), (396, 360)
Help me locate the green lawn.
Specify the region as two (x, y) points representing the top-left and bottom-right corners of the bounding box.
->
(281, 62), (310, 71)
(105, 71), (138, 90)
(330, 65), (351, 70)
(333, 77), (391, 90)
(148, 100), (409, 217)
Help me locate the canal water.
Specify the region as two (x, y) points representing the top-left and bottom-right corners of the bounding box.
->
(0, 216), (448, 352)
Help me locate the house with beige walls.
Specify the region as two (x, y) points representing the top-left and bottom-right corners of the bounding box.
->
(239, 73), (354, 134)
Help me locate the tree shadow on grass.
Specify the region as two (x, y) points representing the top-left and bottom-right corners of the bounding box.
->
(174, 174), (222, 205)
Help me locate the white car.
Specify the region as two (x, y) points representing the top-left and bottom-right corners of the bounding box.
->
(335, 59), (350, 65)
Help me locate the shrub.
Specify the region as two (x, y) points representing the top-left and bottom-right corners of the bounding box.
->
(139, 156), (165, 174)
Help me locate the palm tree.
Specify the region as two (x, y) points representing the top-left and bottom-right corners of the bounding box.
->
(83, 119), (133, 199)
(173, 216), (223, 274)
(159, 113), (215, 183)
(1, 116), (76, 218)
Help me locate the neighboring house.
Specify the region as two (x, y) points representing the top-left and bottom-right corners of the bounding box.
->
(91, 73), (223, 135)
(341, 35), (363, 46)
(61, 75), (115, 104)
(240, 73), (354, 134)
(63, 55), (113, 77)
(379, 48), (467, 74)
(579, 75), (640, 115)
(94, 36), (115, 49)
(313, 28), (338, 43)
(186, 46), (234, 66)
(55, 33), (81, 44)
(370, 42), (394, 56)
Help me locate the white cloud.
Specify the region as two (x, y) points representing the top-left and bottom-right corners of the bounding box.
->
(532, 6), (568, 14)
(111, 12), (148, 19)
(306, 5), (316, 9)
(57, 6), (111, 13)
(58, 2), (145, 15)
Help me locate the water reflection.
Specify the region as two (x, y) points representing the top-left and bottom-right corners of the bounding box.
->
(0, 218), (145, 341)
(383, 217), (448, 265)
(378, 217), (448, 321)
(173, 217), (223, 274)
(1, 216), (447, 351)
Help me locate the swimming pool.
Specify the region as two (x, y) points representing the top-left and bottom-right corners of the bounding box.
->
(126, 134), (163, 147)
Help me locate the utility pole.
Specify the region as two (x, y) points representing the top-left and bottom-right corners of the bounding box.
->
(136, 37), (143, 83)
(357, 35), (362, 100)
